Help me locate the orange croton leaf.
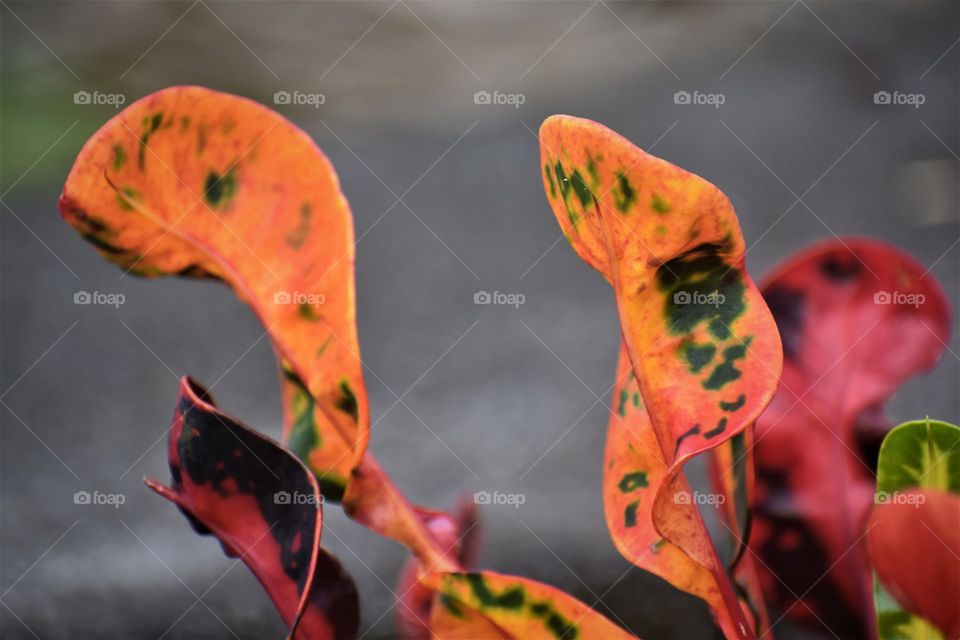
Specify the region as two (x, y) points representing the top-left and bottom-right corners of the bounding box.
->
(606, 342), (765, 638)
(539, 115), (781, 465)
(427, 594), (512, 639)
(58, 86), (369, 498)
(146, 377), (359, 639)
(419, 570), (635, 639)
(540, 115), (782, 638)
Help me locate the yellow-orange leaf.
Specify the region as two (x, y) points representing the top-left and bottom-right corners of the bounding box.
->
(540, 115), (782, 639)
(420, 570), (635, 639)
(539, 115), (781, 466)
(606, 341), (754, 639)
(59, 87), (368, 492)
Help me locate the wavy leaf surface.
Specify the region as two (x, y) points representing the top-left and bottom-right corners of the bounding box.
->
(539, 115), (781, 466)
(540, 115), (781, 638)
(751, 239), (951, 637)
(59, 86), (368, 496)
(146, 377), (359, 639)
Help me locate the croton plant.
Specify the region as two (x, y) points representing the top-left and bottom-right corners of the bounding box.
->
(59, 87), (957, 639)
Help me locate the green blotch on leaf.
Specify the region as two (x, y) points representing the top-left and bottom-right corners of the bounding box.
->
(286, 202), (312, 249)
(283, 371), (320, 455)
(704, 416), (728, 438)
(283, 370), (345, 501)
(439, 594), (465, 619)
(463, 573), (525, 609)
(586, 156), (599, 186)
(655, 225), (667, 237)
(138, 112), (163, 169)
(651, 538), (666, 553)
(613, 172), (635, 213)
(570, 169), (592, 207)
(530, 601), (579, 639)
(335, 379), (359, 422)
(651, 194), (670, 214)
(632, 391), (641, 407)
(298, 302), (321, 321)
(624, 501), (639, 527)
(657, 242), (747, 338)
(719, 394), (746, 412)
(618, 471), (649, 492)
(204, 168), (237, 209)
(682, 341), (716, 374)
(116, 186), (142, 211)
(554, 162), (571, 198)
(316, 335), (332, 359)
(545, 164), (557, 198)
(703, 338), (752, 391)
(112, 145), (126, 171)
(617, 389), (629, 417)
(553, 161), (580, 227)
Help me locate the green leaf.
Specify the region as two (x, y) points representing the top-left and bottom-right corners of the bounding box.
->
(872, 419), (960, 639)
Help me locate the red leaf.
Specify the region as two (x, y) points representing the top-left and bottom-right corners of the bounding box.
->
(146, 377), (359, 639)
(751, 238), (951, 637)
(867, 489), (960, 638)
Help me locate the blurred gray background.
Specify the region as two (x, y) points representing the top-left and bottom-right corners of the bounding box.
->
(1, 1), (958, 638)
